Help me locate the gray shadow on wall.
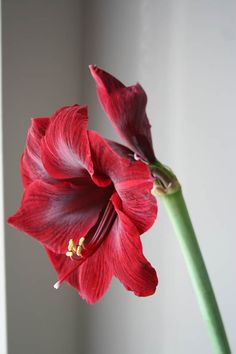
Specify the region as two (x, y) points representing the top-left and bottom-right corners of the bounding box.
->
(2, 1), (90, 353)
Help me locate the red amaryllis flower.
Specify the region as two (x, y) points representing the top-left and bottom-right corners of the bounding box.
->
(89, 65), (157, 164)
(8, 105), (158, 303)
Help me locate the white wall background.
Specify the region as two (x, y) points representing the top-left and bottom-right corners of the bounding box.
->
(2, 1), (236, 353)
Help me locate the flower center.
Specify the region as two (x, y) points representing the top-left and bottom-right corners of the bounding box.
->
(65, 201), (116, 261)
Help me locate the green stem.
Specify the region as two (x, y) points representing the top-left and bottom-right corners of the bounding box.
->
(154, 180), (231, 353)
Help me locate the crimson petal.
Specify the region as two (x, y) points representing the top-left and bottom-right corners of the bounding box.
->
(77, 247), (113, 304)
(8, 180), (112, 253)
(41, 105), (94, 180)
(108, 193), (158, 296)
(46, 241), (113, 304)
(88, 130), (157, 233)
(21, 118), (55, 187)
(89, 65), (156, 163)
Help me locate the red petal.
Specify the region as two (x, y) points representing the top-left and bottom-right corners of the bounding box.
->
(8, 180), (112, 253)
(108, 193), (158, 296)
(46, 243), (113, 304)
(115, 178), (157, 234)
(41, 105), (94, 180)
(88, 131), (157, 233)
(89, 65), (156, 163)
(45, 248), (79, 288)
(21, 118), (55, 187)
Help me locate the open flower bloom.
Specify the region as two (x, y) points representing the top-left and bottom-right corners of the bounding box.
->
(89, 65), (157, 164)
(8, 105), (158, 303)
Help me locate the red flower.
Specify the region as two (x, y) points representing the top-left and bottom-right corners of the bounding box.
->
(8, 105), (158, 303)
(89, 65), (157, 164)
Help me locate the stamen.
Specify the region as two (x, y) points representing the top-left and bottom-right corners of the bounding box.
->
(66, 251), (73, 257)
(66, 237), (86, 258)
(76, 246), (83, 257)
(76, 238), (85, 256)
(68, 239), (75, 252)
(58, 201), (116, 288)
(79, 237), (85, 246)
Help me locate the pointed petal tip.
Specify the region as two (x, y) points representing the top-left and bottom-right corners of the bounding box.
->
(53, 281), (61, 290)
(89, 64), (100, 80)
(7, 216), (12, 224)
(7, 214), (17, 226)
(76, 104), (88, 116)
(88, 64), (96, 71)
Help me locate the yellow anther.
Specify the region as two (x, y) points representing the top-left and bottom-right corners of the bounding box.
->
(66, 251), (73, 257)
(68, 239), (75, 252)
(76, 238), (85, 257)
(79, 237), (85, 247)
(76, 245), (83, 257)
(66, 238), (86, 258)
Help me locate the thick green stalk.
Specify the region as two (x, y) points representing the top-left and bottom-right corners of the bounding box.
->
(157, 187), (231, 354)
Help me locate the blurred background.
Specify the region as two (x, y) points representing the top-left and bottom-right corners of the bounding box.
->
(1, 0), (236, 353)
